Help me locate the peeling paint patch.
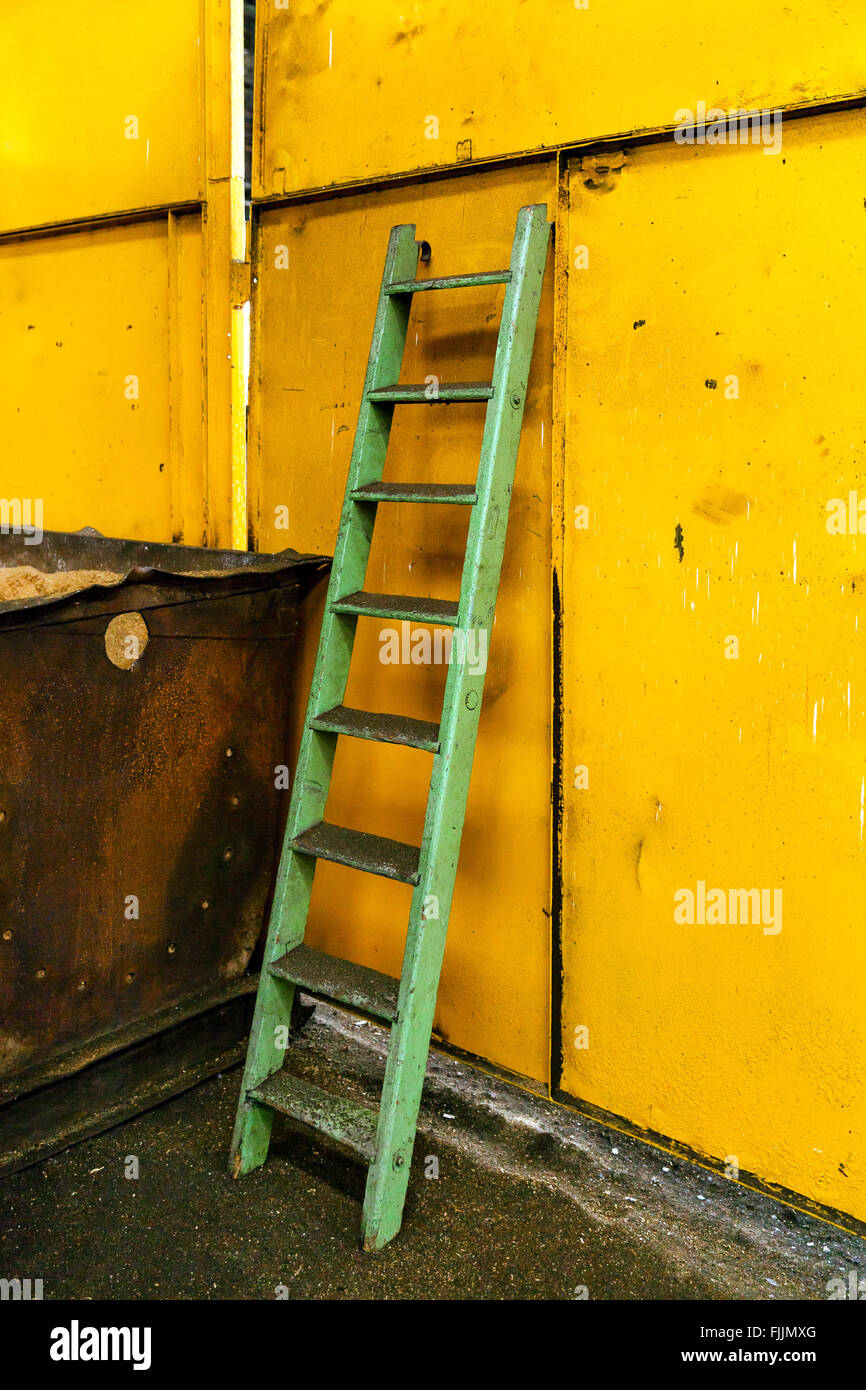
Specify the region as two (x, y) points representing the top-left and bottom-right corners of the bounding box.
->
(580, 152), (628, 194)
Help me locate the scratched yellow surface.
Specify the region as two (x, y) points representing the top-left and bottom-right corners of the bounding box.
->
(561, 107), (866, 1219)
(255, 0), (864, 197)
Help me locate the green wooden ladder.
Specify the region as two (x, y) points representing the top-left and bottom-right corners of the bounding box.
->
(229, 203), (551, 1250)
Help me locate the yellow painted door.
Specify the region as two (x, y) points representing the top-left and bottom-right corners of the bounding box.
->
(560, 107), (866, 1219)
(249, 161), (557, 1080)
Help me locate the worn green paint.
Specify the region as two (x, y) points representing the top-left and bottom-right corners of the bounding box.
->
(229, 205), (551, 1249)
(350, 482), (477, 505)
(331, 592), (459, 625)
(385, 270), (511, 295)
(368, 382), (494, 403)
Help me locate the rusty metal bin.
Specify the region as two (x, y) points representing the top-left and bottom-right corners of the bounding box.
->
(0, 529), (328, 1172)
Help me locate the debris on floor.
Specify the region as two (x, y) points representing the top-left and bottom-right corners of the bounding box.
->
(2, 1003), (861, 1300)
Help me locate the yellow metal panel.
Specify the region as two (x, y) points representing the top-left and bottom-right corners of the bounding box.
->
(255, 1), (865, 197)
(561, 108), (866, 1219)
(0, 0), (243, 548)
(250, 161), (556, 1080)
(0, 215), (206, 541)
(0, 0), (203, 233)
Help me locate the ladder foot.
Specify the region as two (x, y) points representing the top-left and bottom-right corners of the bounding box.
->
(229, 1146), (268, 1180)
(229, 1101), (274, 1178)
(361, 1155), (411, 1251)
(360, 1213), (403, 1252)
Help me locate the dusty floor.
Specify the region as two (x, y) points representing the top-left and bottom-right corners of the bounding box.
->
(1, 1003), (863, 1300)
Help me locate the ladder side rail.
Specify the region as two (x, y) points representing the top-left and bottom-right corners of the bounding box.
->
(361, 205), (552, 1247)
(229, 225), (421, 1174)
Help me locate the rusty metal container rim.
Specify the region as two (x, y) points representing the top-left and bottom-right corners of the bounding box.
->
(0, 527), (331, 627)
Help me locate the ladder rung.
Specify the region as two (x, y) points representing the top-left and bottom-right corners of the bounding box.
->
(385, 271), (511, 295)
(367, 382), (494, 404)
(249, 1070), (379, 1161)
(270, 943), (400, 1022)
(352, 482), (477, 505)
(291, 821), (421, 884)
(332, 591), (459, 626)
(311, 704), (440, 751)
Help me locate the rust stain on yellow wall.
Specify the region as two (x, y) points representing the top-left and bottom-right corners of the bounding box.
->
(561, 107), (866, 1219)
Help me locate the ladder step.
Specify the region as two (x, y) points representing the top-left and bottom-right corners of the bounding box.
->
(270, 943), (400, 1022)
(367, 382), (494, 404)
(249, 1070), (379, 1162)
(385, 271), (511, 295)
(310, 704), (440, 751)
(332, 591), (459, 626)
(352, 482), (477, 505)
(290, 821), (421, 884)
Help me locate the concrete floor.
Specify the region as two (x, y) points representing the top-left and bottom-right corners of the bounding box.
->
(2, 1003), (863, 1300)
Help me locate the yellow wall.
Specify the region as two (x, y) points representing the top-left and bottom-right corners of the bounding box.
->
(0, 4), (202, 232)
(1, 215), (208, 542)
(250, 3), (866, 1224)
(561, 106), (866, 1221)
(255, 0), (864, 196)
(0, 0), (244, 546)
